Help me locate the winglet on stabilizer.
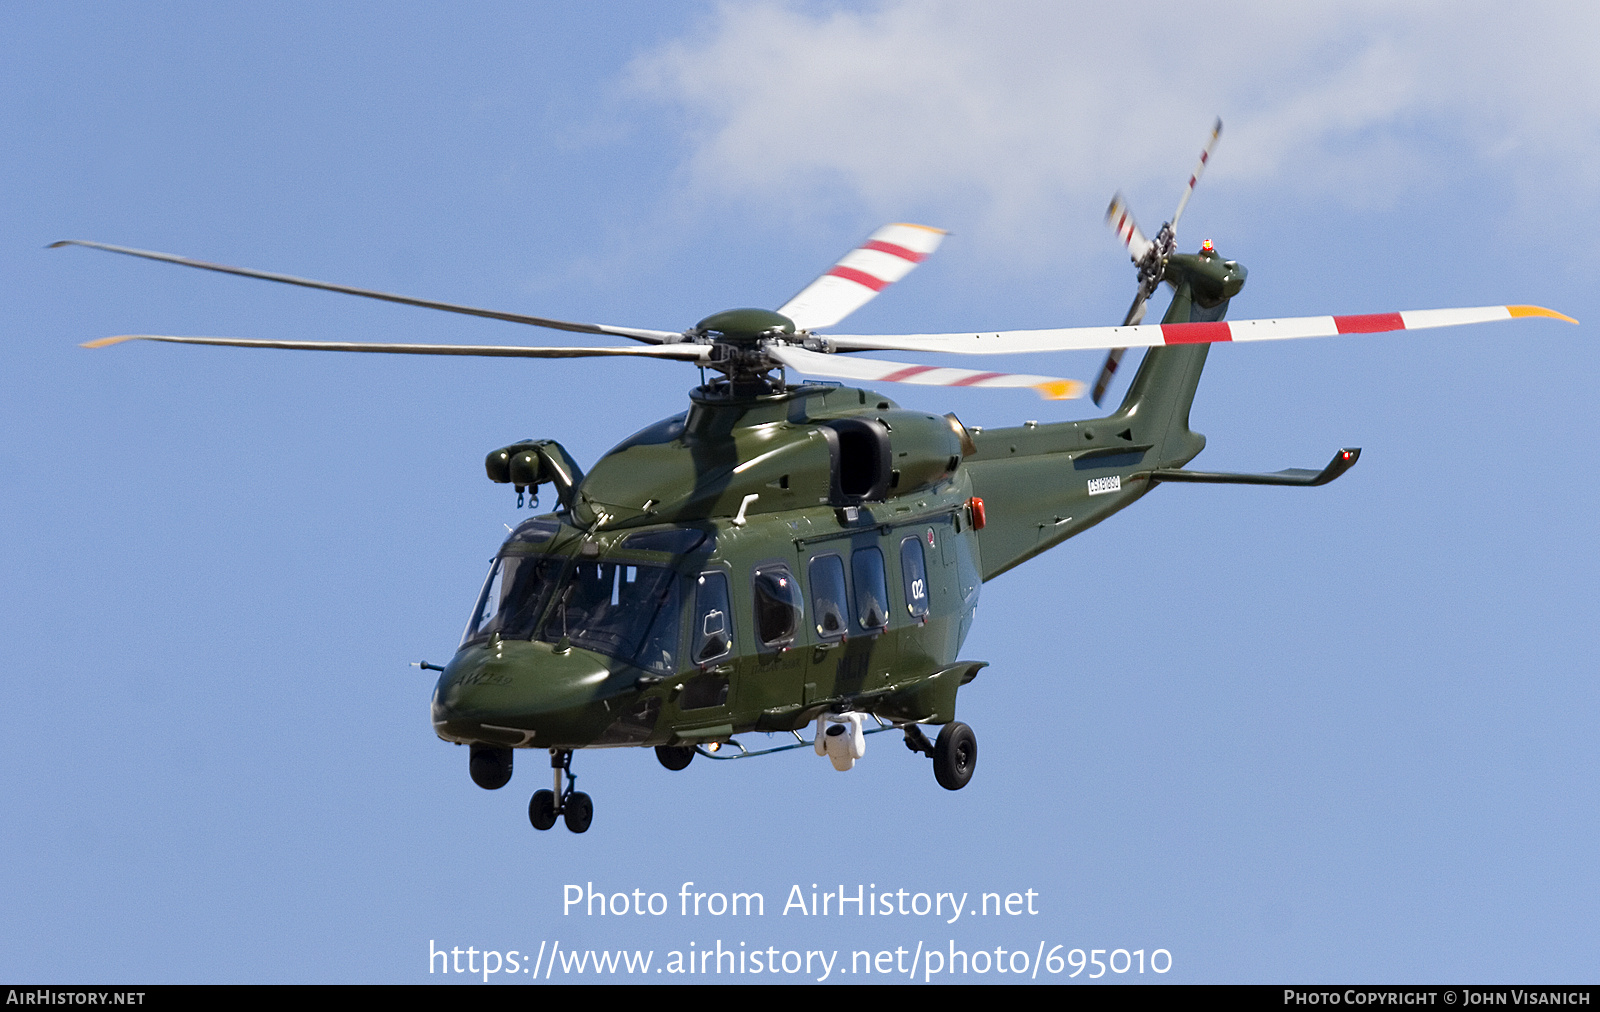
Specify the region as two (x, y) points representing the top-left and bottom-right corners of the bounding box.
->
(1146, 447), (1361, 487)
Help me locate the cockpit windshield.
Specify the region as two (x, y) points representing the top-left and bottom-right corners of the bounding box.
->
(537, 562), (680, 674)
(461, 554), (681, 675)
(461, 554), (566, 645)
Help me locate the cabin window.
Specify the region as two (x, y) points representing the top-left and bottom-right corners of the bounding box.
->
(752, 564), (802, 649)
(953, 527), (981, 606)
(808, 554), (850, 640)
(851, 547), (889, 632)
(692, 571), (733, 665)
(900, 536), (929, 618)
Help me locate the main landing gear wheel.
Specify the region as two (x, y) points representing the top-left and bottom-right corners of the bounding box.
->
(656, 745), (695, 771)
(932, 722), (977, 791)
(528, 790), (558, 830)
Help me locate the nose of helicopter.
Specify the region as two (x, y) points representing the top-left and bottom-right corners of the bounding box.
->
(430, 639), (628, 748)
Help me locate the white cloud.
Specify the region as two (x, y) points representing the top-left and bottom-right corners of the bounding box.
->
(629, 1), (1600, 237)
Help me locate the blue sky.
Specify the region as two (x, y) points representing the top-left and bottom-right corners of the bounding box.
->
(3, 2), (1596, 984)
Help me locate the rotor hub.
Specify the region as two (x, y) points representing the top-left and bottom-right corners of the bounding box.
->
(692, 308), (797, 392)
(694, 308), (795, 345)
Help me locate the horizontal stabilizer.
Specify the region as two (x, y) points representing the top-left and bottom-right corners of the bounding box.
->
(1148, 447), (1360, 487)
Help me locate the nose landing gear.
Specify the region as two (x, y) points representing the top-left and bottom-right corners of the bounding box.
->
(529, 748), (593, 833)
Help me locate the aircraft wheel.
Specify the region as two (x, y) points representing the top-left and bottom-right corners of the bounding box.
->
(932, 722), (977, 791)
(469, 745), (513, 790)
(563, 792), (594, 834)
(655, 745), (695, 771)
(528, 790), (558, 831)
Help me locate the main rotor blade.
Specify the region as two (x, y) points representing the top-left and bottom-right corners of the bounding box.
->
(822, 305), (1577, 355)
(50, 240), (682, 345)
(777, 223), (945, 331)
(766, 344), (1082, 400)
(82, 333), (713, 361)
(1169, 117), (1222, 233)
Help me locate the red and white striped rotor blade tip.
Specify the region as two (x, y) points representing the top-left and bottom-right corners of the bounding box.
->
(766, 344), (1082, 401)
(1105, 195), (1153, 262)
(778, 223), (945, 331)
(823, 305), (1577, 355)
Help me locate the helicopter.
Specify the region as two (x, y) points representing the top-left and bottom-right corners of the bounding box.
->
(55, 123), (1575, 835)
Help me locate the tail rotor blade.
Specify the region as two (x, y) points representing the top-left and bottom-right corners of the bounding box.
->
(1124, 297), (1149, 328)
(1097, 118), (1222, 405)
(1105, 194), (1153, 262)
(1169, 117), (1222, 233)
(1090, 347), (1127, 405)
(1091, 288), (1152, 405)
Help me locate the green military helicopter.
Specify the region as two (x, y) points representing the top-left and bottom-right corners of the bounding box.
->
(57, 123), (1574, 834)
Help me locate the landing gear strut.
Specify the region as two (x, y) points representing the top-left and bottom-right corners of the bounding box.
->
(903, 722), (977, 791)
(902, 725), (934, 757)
(529, 749), (593, 833)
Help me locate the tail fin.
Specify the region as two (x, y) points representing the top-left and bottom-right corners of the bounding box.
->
(1108, 252), (1245, 468)
(962, 250), (1246, 581)
(1111, 343), (1209, 468)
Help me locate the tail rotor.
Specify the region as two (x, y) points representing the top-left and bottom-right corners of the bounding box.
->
(1092, 118), (1222, 405)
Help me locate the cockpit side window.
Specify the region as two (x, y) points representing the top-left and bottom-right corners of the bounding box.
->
(462, 557), (511, 645)
(692, 571), (733, 665)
